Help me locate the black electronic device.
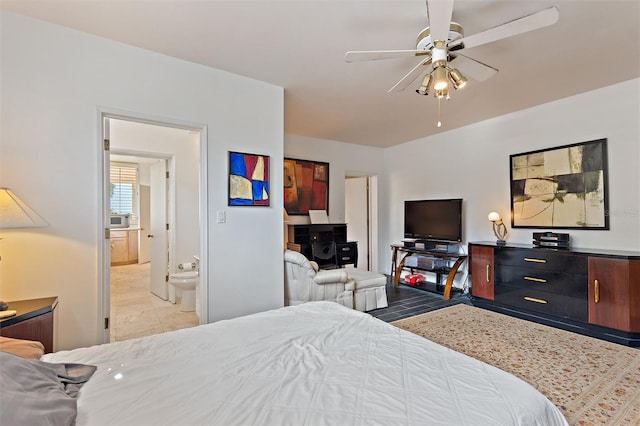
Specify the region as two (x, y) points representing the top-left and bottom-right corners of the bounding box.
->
(533, 232), (570, 249)
(533, 232), (570, 242)
(0, 301), (7, 311)
(533, 240), (570, 249)
(404, 199), (463, 243)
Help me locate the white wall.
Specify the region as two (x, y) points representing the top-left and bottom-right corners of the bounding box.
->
(381, 79), (640, 276)
(284, 134), (385, 225)
(0, 11), (284, 350)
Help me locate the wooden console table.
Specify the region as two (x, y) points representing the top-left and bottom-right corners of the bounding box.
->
(0, 297), (58, 353)
(390, 244), (467, 300)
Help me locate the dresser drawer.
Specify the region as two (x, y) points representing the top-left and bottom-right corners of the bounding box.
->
(495, 266), (587, 298)
(495, 284), (587, 321)
(494, 247), (586, 274)
(336, 242), (358, 267)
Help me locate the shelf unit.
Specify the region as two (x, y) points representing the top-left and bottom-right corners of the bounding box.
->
(390, 244), (467, 299)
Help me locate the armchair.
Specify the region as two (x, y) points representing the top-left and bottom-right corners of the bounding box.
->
(284, 249), (389, 312)
(284, 249), (354, 308)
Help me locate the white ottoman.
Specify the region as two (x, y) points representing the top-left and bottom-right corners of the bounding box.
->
(346, 269), (388, 312)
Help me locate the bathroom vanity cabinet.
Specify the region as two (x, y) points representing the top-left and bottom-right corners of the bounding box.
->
(110, 229), (138, 266)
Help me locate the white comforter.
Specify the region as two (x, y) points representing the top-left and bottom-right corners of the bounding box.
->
(44, 302), (567, 425)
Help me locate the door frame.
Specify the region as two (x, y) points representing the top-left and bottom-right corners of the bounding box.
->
(98, 108), (209, 343)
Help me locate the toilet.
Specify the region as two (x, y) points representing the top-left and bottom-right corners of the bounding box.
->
(169, 269), (198, 312)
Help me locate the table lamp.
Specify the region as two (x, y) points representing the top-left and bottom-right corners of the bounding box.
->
(0, 187), (47, 318)
(488, 211), (508, 245)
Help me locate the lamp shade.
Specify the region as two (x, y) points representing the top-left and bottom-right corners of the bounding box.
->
(487, 212), (502, 223)
(0, 188), (47, 229)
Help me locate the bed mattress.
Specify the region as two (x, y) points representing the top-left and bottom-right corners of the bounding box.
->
(43, 301), (567, 425)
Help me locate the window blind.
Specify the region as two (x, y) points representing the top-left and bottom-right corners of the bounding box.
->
(110, 163), (138, 215)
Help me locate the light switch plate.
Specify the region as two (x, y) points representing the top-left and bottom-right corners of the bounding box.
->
(217, 210), (226, 223)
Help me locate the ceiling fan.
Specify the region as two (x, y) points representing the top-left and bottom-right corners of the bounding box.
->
(345, 0), (559, 103)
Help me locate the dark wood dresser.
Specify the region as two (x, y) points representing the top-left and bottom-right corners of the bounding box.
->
(469, 242), (640, 347)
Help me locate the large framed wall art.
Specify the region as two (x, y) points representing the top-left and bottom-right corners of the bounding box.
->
(510, 138), (609, 229)
(228, 151), (270, 206)
(283, 158), (329, 215)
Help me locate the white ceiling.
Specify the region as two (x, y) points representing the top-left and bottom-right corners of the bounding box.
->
(2, 1), (638, 148)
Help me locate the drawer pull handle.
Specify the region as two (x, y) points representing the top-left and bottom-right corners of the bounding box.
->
(594, 279), (600, 304)
(524, 276), (547, 283)
(341, 247), (350, 251)
(524, 257), (547, 263)
(524, 297), (548, 304)
(486, 265), (491, 282)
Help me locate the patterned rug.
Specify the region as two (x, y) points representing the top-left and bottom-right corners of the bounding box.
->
(392, 304), (640, 426)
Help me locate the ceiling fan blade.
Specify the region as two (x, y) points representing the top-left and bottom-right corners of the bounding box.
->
(345, 50), (428, 62)
(426, 0), (454, 42)
(388, 56), (433, 93)
(450, 53), (498, 82)
(449, 6), (559, 51)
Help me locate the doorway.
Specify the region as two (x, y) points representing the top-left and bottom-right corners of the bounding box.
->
(345, 175), (379, 272)
(99, 112), (208, 343)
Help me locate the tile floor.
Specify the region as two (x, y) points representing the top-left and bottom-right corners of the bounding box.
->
(369, 277), (472, 323)
(110, 262), (199, 342)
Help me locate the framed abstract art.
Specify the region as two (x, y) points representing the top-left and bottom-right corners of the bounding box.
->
(510, 138), (609, 229)
(283, 158), (329, 215)
(228, 151), (270, 206)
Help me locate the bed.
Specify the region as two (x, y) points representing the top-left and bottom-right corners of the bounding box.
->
(12, 302), (567, 425)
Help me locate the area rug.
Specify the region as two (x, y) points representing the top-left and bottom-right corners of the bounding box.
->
(392, 304), (640, 426)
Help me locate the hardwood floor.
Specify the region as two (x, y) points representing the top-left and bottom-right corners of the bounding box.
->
(368, 276), (472, 323)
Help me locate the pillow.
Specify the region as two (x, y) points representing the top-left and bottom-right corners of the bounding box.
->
(0, 336), (44, 360)
(0, 351), (97, 426)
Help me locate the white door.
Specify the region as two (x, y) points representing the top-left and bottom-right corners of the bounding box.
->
(138, 185), (151, 264)
(149, 160), (168, 299)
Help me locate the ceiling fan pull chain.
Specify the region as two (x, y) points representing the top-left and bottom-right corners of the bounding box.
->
(437, 97), (442, 128)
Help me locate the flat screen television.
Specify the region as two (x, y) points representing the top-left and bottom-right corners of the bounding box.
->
(404, 198), (463, 242)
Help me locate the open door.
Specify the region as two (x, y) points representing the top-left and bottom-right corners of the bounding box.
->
(149, 160), (168, 300)
(138, 185), (151, 264)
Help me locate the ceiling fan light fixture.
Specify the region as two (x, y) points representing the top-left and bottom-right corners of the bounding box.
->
(432, 63), (448, 91)
(415, 73), (433, 95)
(449, 68), (468, 90)
(435, 87), (449, 99)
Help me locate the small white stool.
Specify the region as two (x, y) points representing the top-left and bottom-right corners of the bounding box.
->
(347, 269), (388, 312)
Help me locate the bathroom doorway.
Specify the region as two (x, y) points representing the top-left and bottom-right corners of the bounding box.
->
(100, 113), (208, 343)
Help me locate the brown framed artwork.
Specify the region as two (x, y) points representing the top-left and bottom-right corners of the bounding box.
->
(283, 158), (329, 215)
(510, 138), (609, 229)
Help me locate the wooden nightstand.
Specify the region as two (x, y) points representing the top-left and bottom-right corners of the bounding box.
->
(0, 297), (58, 353)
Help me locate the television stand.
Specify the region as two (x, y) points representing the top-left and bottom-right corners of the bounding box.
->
(390, 244), (467, 299)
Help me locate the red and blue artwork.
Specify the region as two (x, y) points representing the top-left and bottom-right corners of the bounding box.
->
(228, 151), (270, 206)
